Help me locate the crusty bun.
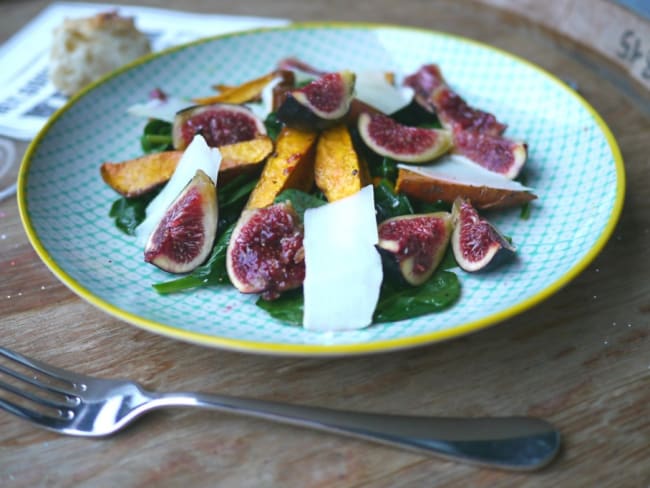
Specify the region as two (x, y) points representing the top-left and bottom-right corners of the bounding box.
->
(49, 11), (151, 96)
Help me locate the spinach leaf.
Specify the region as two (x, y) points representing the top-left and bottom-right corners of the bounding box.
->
(109, 191), (159, 235)
(370, 157), (399, 184)
(264, 112), (284, 141)
(390, 100), (441, 128)
(217, 174), (259, 231)
(373, 179), (413, 222)
(254, 267), (461, 326)
(140, 119), (173, 153)
(255, 288), (304, 326)
(153, 223), (235, 294)
(274, 189), (326, 219)
(373, 270), (460, 323)
(411, 199), (451, 214)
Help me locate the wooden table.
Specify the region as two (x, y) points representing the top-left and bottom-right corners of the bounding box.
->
(1, 1), (648, 486)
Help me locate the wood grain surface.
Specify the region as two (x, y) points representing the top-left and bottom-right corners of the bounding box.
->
(1, 1), (649, 487)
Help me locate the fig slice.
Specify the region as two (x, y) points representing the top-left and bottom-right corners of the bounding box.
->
(226, 202), (305, 300)
(450, 197), (515, 272)
(144, 169), (218, 273)
(172, 103), (266, 150)
(403, 64), (507, 136)
(451, 129), (527, 180)
(276, 71), (356, 130)
(357, 112), (452, 163)
(378, 212), (452, 286)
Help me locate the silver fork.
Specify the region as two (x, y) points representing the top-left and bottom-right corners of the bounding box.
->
(0, 346), (560, 471)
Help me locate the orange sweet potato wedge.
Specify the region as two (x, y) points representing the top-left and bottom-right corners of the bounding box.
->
(395, 168), (536, 210)
(218, 135), (274, 183)
(245, 127), (318, 209)
(101, 151), (181, 198)
(101, 136), (274, 197)
(193, 71), (294, 105)
(314, 124), (370, 202)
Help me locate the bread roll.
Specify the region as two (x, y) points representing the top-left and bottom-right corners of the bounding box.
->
(49, 11), (151, 96)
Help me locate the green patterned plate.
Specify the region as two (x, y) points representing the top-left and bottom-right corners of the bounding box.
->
(18, 24), (624, 356)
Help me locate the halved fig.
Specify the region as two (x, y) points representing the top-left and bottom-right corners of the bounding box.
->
(403, 64), (507, 137)
(172, 103), (266, 150)
(452, 129), (527, 179)
(276, 71), (356, 130)
(144, 169), (218, 273)
(403, 64), (447, 110)
(432, 86), (507, 137)
(378, 212), (452, 286)
(451, 197), (515, 272)
(357, 112), (452, 163)
(226, 202), (305, 300)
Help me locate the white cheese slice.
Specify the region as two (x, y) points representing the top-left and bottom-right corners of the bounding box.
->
(127, 96), (193, 122)
(302, 185), (383, 331)
(398, 155), (535, 192)
(135, 134), (221, 246)
(355, 71), (413, 115)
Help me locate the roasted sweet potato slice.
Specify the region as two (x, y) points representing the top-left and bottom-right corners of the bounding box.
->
(314, 124), (370, 202)
(395, 168), (536, 210)
(101, 151), (181, 198)
(102, 136), (274, 197)
(219, 136), (274, 183)
(245, 127), (318, 209)
(193, 71), (294, 105)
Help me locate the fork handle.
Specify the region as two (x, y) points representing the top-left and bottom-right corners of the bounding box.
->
(147, 392), (560, 471)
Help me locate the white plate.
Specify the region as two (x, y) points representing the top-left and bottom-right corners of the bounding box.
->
(18, 24), (625, 355)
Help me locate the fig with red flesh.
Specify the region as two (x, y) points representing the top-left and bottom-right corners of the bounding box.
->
(431, 86), (507, 137)
(144, 169), (218, 273)
(357, 112), (452, 163)
(452, 129), (527, 179)
(226, 202), (305, 300)
(172, 103), (266, 150)
(403, 64), (507, 136)
(276, 71), (356, 130)
(403, 64), (525, 178)
(403, 64), (447, 110)
(451, 197), (515, 272)
(377, 212), (452, 286)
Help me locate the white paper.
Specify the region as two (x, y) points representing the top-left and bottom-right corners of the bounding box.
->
(0, 2), (289, 140)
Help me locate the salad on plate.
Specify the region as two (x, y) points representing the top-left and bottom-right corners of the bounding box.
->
(99, 58), (537, 332)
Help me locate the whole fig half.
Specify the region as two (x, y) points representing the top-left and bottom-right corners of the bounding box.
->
(226, 202), (305, 300)
(357, 112), (452, 164)
(276, 71), (356, 130)
(144, 169), (218, 273)
(377, 212), (452, 286)
(451, 197), (515, 272)
(452, 129), (527, 180)
(172, 103), (266, 150)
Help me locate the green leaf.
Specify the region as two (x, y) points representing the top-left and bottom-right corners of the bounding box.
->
(254, 269), (461, 326)
(217, 174), (260, 231)
(109, 191), (159, 235)
(140, 119), (173, 153)
(273, 189), (326, 219)
(153, 223), (235, 294)
(390, 100), (441, 128)
(369, 157), (399, 183)
(373, 179), (413, 222)
(255, 288), (304, 326)
(264, 112), (284, 141)
(373, 270), (460, 323)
